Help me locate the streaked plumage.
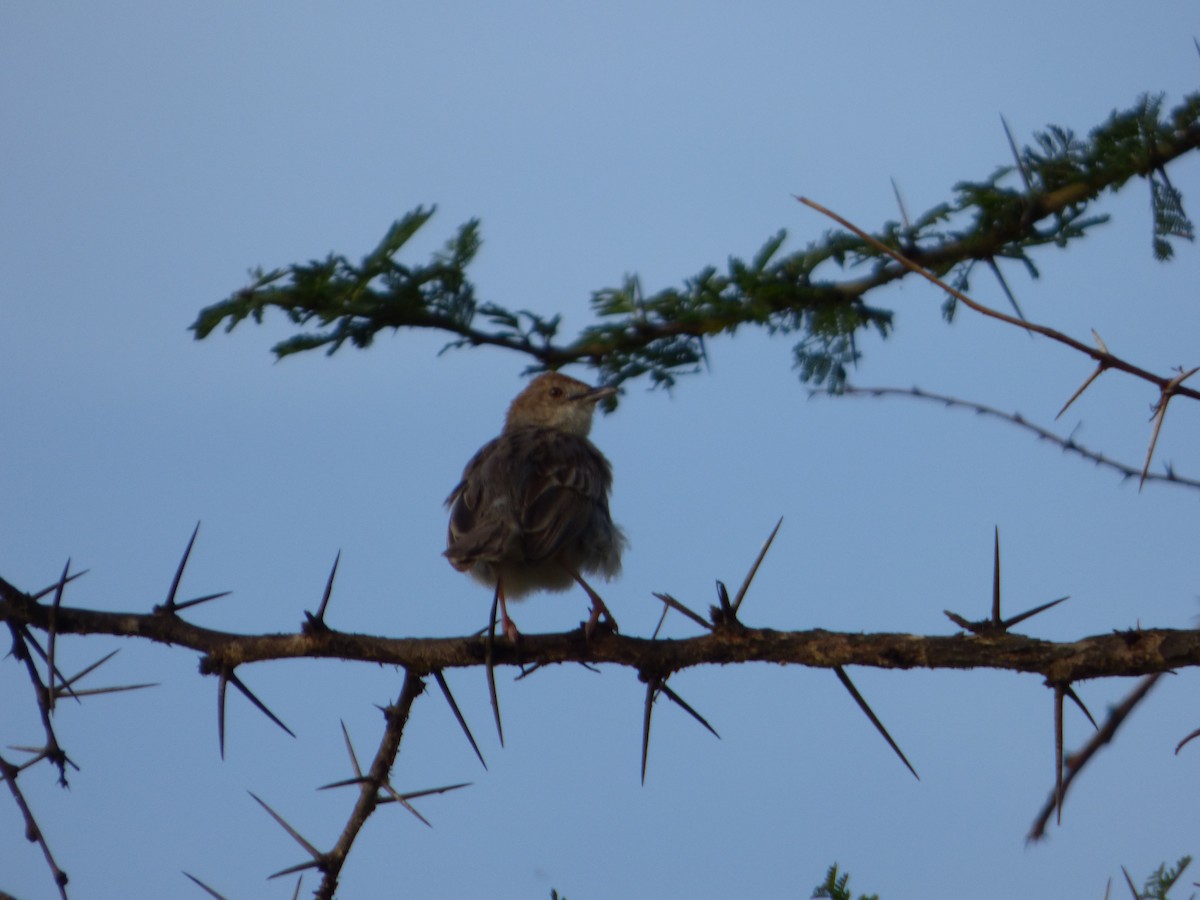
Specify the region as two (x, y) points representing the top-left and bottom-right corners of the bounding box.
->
(445, 372), (625, 637)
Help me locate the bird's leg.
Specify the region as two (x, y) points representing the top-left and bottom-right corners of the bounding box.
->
(497, 580), (521, 642)
(568, 569), (618, 637)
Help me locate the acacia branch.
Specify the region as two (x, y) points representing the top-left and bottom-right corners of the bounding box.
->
(2, 582), (1195, 684)
(316, 671), (424, 900)
(0, 752), (69, 899)
(3, 519), (1195, 900)
(191, 93), (1200, 393)
(838, 385), (1200, 491)
(800, 198), (1200, 406)
(799, 196), (1200, 488)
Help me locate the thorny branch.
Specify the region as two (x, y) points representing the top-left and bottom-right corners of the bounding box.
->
(191, 93), (1200, 393)
(6, 586), (1200, 683)
(316, 671), (425, 900)
(799, 198), (1199, 489)
(799, 196), (1200, 406)
(1, 519), (1194, 898)
(1, 752), (69, 899)
(837, 385), (1200, 492)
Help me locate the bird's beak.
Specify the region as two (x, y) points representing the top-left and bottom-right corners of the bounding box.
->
(577, 384), (618, 404)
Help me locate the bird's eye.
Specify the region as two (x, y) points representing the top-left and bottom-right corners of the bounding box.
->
(549, 386), (564, 398)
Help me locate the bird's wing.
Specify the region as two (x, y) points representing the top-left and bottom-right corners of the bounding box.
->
(517, 431), (613, 564)
(444, 437), (515, 569)
(444, 429), (613, 567)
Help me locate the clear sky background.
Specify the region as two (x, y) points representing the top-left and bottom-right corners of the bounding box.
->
(4, 4), (1200, 899)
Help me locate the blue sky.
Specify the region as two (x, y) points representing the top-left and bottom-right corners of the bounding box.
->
(4, 3), (1200, 898)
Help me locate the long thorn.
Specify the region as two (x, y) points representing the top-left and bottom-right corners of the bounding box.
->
(641, 679), (657, 785)
(1140, 366), (1200, 492)
(732, 517), (783, 614)
(651, 592), (712, 631)
(227, 670), (296, 739)
(1120, 866), (1139, 900)
(434, 670), (487, 769)
(715, 580), (732, 617)
(268, 860), (320, 880)
(183, 872), (228, 900)
(1003, 596), (1069, 631)
(21, 630), (79, 704)
(315, 550), (341, 624)
(1140, 397), (1170, 493)
(380, 781), (472, 828)
(650, 603), (669, 640)
(47, 558), (71, 711)
(991, 527), (1001, 626)
(659, 682), (720, 739)
(394, 782), (472, 803)
(379, 782), (434, 828)
(1063, 684), (1098, 731)
(1054, 683), (1064, 825)
(834, 666), (919, 780)
(1055, 364), (1105, 421)
(165, 522), (201, 611)
(1000, 114), (1033, 192)
(486, 587), (504, 747)
(30, 567), (87, 601)
(984, 257), (1029, 326)
(249, 792), (321, 859)
(890, 177), (911, 230)
(172, 591), (232, 613)
(217, 670), (228, 759)
(338, 720), (362, 777)
(61, 682), (158, 698)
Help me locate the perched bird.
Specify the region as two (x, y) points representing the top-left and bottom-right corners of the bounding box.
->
(445, 372), (626, 639)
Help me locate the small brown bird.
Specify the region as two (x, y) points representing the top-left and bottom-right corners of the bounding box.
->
(445, 372), (626, 639)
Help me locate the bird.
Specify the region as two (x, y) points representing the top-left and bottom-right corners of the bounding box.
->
(444, 371), (626, 640)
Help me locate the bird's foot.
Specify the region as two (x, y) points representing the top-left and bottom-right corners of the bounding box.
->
(583, 602), (618, 639)
(497, 587), (522, 643)
(499, 608), (523, 643)
(568, 570), (618, 638)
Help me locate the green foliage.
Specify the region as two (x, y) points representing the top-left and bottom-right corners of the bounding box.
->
(1151, 174), (1194, 261)
(813, 864), (879, 900)
(192, 92), (1200, 395)
(1124, 856), (1193, 900)
(810, 858), (1195, 900)
(191, 206), (482, 357)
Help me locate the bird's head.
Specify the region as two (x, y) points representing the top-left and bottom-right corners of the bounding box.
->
(504, 372), (617, 437)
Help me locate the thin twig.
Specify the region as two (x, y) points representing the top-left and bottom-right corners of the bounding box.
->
(838, 385), (1200, 491)
(0, 752), (69, 899)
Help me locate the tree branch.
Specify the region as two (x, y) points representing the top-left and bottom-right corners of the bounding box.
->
(838, 385), (1200, 492)
(2, 580), (1195, 684)
(316, 671), (425, 900)
(191, 93), (1200, 393)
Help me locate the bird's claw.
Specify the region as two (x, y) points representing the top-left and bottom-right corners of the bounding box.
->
(501, 613), (522, 644)
(583, 605), (618, 639)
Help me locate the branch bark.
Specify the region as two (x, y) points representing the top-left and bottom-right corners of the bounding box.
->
(2, 580), (1194, 684)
